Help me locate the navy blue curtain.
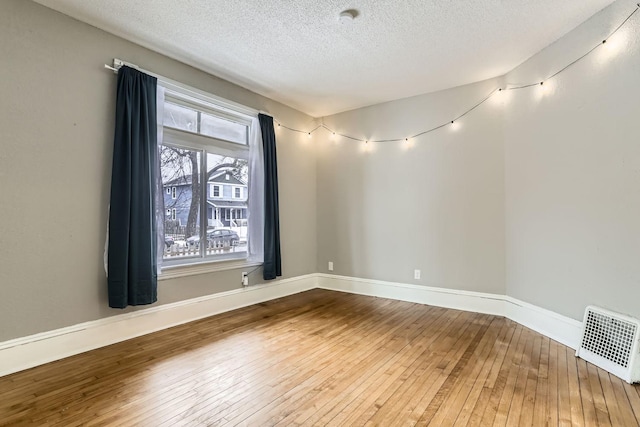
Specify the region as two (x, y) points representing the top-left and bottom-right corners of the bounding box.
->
(108, 66), (158, 308)
(258, 114), (282, 280)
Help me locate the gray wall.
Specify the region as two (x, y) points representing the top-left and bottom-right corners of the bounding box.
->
(317, 0), (640, 321)
(0, 0), (317, 341)
(317, 79), (506, 294)
(503, 0), (640, 320)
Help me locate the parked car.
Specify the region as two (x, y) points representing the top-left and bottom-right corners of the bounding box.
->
(186, 229), (240, 248)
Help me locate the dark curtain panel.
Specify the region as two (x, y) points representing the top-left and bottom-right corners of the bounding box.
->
(258, 114), (282, 280)
(108, 66), (158, 308)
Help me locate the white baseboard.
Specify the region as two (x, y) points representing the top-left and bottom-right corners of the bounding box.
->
(0, 272), (583, 378)
(317, 274), (582, 350)
(316, 274), (506, 316)
(0, 274), (316, 378)
(503, 296), (582, 350)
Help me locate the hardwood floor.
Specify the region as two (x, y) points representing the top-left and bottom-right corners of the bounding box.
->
(1, 289), (639, 426)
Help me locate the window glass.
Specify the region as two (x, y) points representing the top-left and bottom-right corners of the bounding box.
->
(200, 113), (247, 144)
(163, 101), (248, 145)
(160, 146), (201, 260)
(163, 102), (198, 133)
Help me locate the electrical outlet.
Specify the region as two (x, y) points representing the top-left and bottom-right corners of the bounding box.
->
(414, 269), (421, 280)
(328, 261), (334, 271)
(242, 272), (249, 286)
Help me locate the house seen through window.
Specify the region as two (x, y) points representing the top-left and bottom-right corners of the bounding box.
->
(160, 90), (251, 264)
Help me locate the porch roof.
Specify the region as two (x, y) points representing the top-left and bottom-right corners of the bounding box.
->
(207, 200), (247, 209)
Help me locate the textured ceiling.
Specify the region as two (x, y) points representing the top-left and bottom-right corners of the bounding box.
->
(33, 0), (615, 117)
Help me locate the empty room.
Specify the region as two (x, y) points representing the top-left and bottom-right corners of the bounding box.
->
(1, 0), (640, 425)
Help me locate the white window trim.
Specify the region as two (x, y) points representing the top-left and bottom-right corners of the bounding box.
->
(171, 187), (177, 199)
(159, 82), (256, 270)
(232, 186), (242, 199)
(159, 259), (262, 280)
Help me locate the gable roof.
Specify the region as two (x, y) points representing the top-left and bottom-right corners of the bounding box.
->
(209, 171), (246, 186)
(163, 175), (192, 186)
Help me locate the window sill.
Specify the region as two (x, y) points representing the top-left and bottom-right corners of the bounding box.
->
(159, 258), (262, 281)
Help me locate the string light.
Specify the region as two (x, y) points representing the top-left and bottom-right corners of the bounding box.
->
(272, 4), (639, 145)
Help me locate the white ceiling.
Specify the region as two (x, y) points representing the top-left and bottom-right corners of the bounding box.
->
(34, 0), (615, 117)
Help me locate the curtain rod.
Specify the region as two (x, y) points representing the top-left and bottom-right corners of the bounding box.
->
(103, 58), (260, 117)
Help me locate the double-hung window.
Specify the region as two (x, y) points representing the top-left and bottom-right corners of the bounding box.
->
(160, 87), (254, 265)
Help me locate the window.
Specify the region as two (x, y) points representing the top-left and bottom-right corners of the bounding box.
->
(166, 187), (171, 195)
(160, 88), (252, 265)
(211, 184), (222, 198)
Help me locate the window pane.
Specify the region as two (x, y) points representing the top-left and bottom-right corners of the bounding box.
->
(161, 145), (201, 260)
(200, 113), (247, 145)
(206, 152), (248, 255)
(163, 102), (198, 133)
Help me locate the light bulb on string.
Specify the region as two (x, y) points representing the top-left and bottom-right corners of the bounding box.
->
(597, 29), (628, 64)
(361, 139), (372, 153)
(450, 120), (461, 131)
(535, 79), (554, 100)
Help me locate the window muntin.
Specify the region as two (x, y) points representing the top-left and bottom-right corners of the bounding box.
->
(160, 90), (251, 265)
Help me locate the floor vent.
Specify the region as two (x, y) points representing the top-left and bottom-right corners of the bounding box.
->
(576, 306), (640, 383)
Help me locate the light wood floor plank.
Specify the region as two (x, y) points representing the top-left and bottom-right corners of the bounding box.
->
(531, 336), (550, 427)
(452, 328), (508, 425)
(610, 375), (639, 427)
(503, 327), (536, 426)
(477, 323), (525, 426)
(297, 308), (458, 426)
(546, 338), (559, 427)
(1, 289), (638, 426)
(567, 346), (586, 426)
(425, 317), (503, 426)
(557, 338), (573, 426)
(518, 334), (542, 426)
(492, 326), (532, 427)
(586, 362), (612, 427)
(577, 357), (598, 426)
